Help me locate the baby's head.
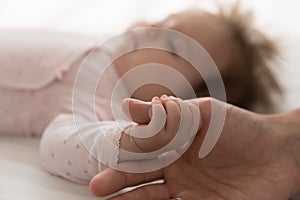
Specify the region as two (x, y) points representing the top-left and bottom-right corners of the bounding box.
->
(117, 4), (282, 112)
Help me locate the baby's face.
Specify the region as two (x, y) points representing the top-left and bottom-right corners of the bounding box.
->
(115, 10), (234, 101)
(128, 10), (233, 71)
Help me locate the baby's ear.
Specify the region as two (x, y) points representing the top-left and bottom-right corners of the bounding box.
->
(122, 98), (151, 124)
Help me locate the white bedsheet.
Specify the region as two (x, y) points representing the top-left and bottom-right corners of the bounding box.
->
(0, 137), (101, 200)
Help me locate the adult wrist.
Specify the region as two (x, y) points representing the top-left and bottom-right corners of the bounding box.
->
(269, 109), (300, 192)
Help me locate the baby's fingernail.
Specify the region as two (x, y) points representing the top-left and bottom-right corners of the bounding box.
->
(152, 96), (160, 101)
(161, 95), (168, 99)
(151, 97), (161, 105)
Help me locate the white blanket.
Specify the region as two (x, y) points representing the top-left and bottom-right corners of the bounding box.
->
(0, 137), (101, 200)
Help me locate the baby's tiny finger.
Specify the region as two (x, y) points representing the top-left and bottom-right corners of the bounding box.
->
(160, 95), (179, 108)
(160, 94), (168, 100)
(187, 102), (201, 139)
(164, 99), (181, 135)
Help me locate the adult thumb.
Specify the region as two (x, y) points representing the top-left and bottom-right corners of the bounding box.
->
(122, 98), (152, 124)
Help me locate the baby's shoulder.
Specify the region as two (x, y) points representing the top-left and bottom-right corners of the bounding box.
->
(0, 29), (97, 90)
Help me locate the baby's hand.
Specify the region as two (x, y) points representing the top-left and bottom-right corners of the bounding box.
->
(121, 95), (201, 153)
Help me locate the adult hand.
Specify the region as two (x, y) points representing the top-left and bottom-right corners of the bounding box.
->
(90, 98), (300, 200)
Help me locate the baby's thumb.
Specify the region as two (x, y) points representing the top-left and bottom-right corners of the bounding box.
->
(122, 98), (152, 124)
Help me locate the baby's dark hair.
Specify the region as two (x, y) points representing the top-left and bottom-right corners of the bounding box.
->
(196, 3), (283, 112)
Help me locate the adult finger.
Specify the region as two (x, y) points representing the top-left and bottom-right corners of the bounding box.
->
(127, 98), (167, 139)
(122, 98), (152, 124)
(108, 182), (172, 200)
(89, 168), (163, 197)
(164, 98), (181, 135)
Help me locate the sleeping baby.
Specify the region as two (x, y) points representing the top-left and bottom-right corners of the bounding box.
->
(0, 5), (281, 184)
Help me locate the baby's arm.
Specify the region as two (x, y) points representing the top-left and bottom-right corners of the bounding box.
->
(40, 96), (200, 183)
(40, 114), (135, 184)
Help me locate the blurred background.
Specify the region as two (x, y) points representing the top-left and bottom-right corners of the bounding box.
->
(0, 0), (299, 111)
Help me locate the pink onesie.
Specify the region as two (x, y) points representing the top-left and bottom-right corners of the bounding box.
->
(0, 30), (135, 183)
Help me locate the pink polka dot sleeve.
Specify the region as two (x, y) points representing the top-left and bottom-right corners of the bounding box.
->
(40, 114), (134, 184)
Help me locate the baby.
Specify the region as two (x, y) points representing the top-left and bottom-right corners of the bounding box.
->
(0, 5), (281, 184)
